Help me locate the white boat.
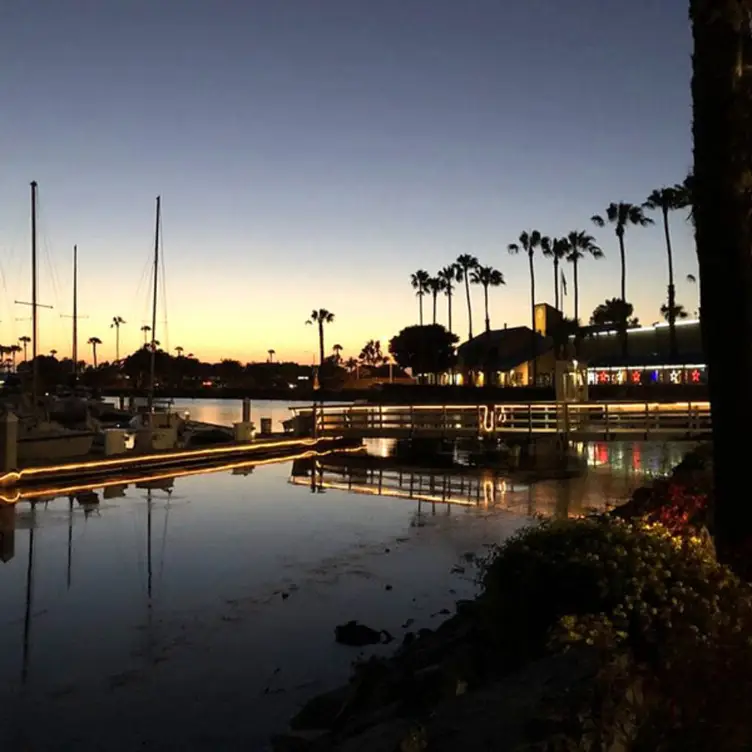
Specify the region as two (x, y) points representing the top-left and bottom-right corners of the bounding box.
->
(17, 419), (96, 462)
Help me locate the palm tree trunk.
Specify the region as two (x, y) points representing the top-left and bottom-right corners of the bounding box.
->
(529, 252), (536, 385)
(418, 295), (424, 327)
(483, 284), (490, 333)
(573, 259), (580, 322)
(115, 327), (120, 362)
(553, 258), (560, 311)
(432, 293), (437, 325)
(618, 233), (628, 359)
(447, 291), (452, 334)
(318, 321), (325, 366)
(691, 0), (752, 556)
(662, 207), (678, 360)
(464, 276), (473, 339)
(92, 346), (98, 369)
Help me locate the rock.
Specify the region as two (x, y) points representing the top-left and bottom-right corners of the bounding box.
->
(335, 621), (391, 647)
(290, 685), (352, 731)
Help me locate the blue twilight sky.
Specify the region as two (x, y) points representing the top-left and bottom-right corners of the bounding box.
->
(0, 0), (695, 363)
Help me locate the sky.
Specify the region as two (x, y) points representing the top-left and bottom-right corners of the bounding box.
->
(0, 0), (695, 364)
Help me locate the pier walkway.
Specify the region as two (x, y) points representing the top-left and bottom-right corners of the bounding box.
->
(292, 402), (712, 441)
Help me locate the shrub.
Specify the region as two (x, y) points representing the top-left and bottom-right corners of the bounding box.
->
(479, 517), (751, 666)
(479, 516), (752, 750)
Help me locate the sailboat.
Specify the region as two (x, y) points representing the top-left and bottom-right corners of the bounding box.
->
(129, 196), (185, 445)
(9, 181), (97, 461)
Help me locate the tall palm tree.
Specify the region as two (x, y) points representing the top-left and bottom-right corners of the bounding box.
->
(332, 344), (343, 364)
(437, 264), (460, 335)
(50, 349), (58, 357)
(508, 230), (543, 384)
(87, 337), (102, 368)
(175, 346), (184, 357)
(541, 237), (569, 311)
(470, 265), (505, 333)
(18, 336), (30, 362)
(266, 348), (275, 363)
(410, 269), (431, 326)
(140, 324), (151, 347)
(110, 316), (126, 362)
(427, 276), (445, 325)
(686, 273), (700, 317)
(455, 254), (479, 339)
(566, 231), (604, 322)
(644, 186), (690, 359)
(660, 302), (689, 322)
(591, 203), (653, 304)
(306, 309), (335, 366)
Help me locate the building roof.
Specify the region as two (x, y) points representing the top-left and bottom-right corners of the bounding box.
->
(458, 327), (553, 371)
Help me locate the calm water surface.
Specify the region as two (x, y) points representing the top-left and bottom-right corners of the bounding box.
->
(0, 432), (690, 750)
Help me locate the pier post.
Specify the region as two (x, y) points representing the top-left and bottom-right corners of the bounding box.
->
(242, 397), (251, 423)
(0, 411), (18, 473)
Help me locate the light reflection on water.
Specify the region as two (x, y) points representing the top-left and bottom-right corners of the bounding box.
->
(0, 438), (692, 750)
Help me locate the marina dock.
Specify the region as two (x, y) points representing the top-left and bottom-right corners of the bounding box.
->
(0, 434), (358, 494)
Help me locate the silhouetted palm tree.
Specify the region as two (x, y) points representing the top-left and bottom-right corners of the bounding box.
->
(140, 324), (151, 347)
(266, 348), (275, 363)
(410, 269), (431, 326)
(566, 231), (603, 322)
(591, 203), (653, 304)
(470, 265), (505, 333)
(508, 230), (543, 384)
(542, 237), (569, 311)
(50, 349), (58, 357)
(19, 336), (30, 362)
(332, 344), (343, 364)
(660, 302), (689, 322)
(306, 309), (335, 366)
(455, 254), (479, 339)
(87, 337), (102, 368)
(110, 316), (126, 362)
(644, 186), (690, 359)
(175, 346), (184, 357)
(427, 276), (445, 325)
(437, 264), (460, 335)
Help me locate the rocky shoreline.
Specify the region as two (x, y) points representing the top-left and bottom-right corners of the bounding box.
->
(271, 443), (752, 751)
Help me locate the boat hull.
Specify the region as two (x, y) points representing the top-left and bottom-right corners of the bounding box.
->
(18, 431), (96, 462)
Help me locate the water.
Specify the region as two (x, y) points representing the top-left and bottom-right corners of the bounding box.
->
(0, 436), (690, 750)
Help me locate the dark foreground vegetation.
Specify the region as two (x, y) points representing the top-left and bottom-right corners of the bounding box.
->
(274, 446), (752, 751)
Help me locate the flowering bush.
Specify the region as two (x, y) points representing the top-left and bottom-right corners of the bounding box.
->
(479, 516), (752, 749)
(479, 517), (751, 665)
(640, 479), (710, 536)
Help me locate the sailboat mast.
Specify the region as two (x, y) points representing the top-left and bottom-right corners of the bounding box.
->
(30, 181), (38, 402)
(72, 245), (78, 377)
(148, 196), (160, 412)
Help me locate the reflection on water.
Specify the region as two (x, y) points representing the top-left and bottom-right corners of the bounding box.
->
(297, 440), (693, 519)
(0, 439), (692, 750)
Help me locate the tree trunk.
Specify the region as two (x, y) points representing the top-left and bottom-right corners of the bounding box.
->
(465, 276), (473, 340)
(529, 252), (537, 385)
(692, 0), (752, 555)
(115, 327), (120, 362)
(432, 293), (437, 325)
(93, 346), (98, 369)
(618, 232), (629, 359)
(418, 295), (424, 327)
(318, 321), (325, 366)
(663, 206), (678, 360)
(573, 259), (580, 322)
(484, 285), (490, 333)
(447, 291), (453, 334)
(553, 258), (560, 311)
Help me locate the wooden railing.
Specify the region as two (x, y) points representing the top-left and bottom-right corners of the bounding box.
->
(291, 402), (712, 439)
